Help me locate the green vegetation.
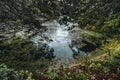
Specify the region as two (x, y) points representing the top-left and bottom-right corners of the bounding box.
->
(0, 0), (120, 80)
(0, 37), (54, 70)
(32, 41), (120, 80)
(0, 64), (33, 80)
(1, 44), (120, 80)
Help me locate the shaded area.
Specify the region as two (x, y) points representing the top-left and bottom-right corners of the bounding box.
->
(80, 40), (101, 52)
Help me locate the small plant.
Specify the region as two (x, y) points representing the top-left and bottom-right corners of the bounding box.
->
(46, 68), (58, 80)
(61, 72), (72, 80)
(76, 72), (87, 80)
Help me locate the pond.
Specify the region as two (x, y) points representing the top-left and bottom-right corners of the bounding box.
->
(42, 20), (78, 59)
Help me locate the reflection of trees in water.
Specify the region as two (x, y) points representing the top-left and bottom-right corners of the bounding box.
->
(45, 48), (55, 60)
(34, 43), (55, 60)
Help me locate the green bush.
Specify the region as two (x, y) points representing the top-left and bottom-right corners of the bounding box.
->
(0, 64), (33, 80)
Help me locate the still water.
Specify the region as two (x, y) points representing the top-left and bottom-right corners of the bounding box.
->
(42, 20), (78, 59)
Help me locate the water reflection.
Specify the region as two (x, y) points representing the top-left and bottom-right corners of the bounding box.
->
(32, 20), (80, 59)
(43, 20), (74, 59)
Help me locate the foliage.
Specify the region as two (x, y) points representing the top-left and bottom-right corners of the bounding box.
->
(1, 49), (120, 80)
(101, 11), (120, 33)
(0, 0), (120, 79)
(46, 68), (58, 80)
(32, 39), (120, 80)
(0, 64), (33, 80)
(0, 37), (54, 70)
(0, 0), (120, 32)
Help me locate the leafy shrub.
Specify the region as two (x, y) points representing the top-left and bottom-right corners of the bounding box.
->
(0, 64), (33, 80)
(46, 68), (58, 80)
(101, 11), (120, 35)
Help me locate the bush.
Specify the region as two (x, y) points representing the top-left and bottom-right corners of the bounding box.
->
(0, 64), (33, 80)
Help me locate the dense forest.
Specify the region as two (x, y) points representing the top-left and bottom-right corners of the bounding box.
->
(0, 0), (120, 80)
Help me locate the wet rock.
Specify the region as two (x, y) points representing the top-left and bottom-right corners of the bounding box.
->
(80, 40), (101, 52)
(15, 31), (26, 39)
(49, 39), (53, 42)
(0, 35), (5, 38)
